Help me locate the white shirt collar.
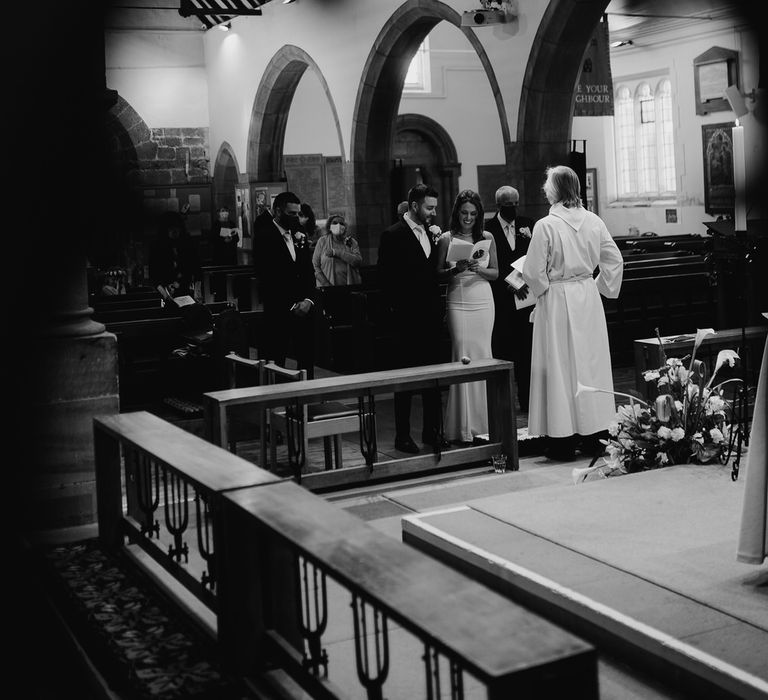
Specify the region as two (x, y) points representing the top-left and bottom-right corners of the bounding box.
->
(497, 212), (514, 230)
(403, 212), (424, 233)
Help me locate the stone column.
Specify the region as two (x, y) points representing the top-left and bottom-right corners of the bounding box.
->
(9, 3), (120, 533)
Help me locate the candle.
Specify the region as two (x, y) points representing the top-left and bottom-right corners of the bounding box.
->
(732, 121), (747, 231)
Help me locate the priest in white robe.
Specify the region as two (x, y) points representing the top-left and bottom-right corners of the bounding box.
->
(523, 165), (623, 459)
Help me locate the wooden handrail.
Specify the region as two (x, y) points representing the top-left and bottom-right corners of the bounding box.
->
(92, 409), (597, 698)
(204, 358), (518, 490)
(219, 479), (597, 697)
(93, 411), (281, 617)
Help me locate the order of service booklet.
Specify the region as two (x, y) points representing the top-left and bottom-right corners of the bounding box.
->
(446, 237), (492, 268)
(503, 255), (535, 310)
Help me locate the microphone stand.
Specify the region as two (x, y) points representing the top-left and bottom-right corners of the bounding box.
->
(720, 227), (757, 481)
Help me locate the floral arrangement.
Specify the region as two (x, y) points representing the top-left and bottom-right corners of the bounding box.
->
(293, 230), (308, 249)
(429, 224), (443, 245)
(574, 328), (742, 483)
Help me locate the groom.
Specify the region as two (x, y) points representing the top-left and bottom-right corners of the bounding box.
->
(378, 184), (448, 454)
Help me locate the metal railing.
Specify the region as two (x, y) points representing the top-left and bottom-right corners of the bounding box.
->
(93, 409), (598, 698)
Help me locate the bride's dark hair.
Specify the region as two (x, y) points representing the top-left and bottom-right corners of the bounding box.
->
(449, 189), (485, 242)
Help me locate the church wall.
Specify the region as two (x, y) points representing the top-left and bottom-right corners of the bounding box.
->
(105, 30), (209, 127)
(202, 1), (544, 186)
(103, 2), (763, 242)
(573, 19), (763, 237)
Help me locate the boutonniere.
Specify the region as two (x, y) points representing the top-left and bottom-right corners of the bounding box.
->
(518, 226), (532, 239)
(292, 231), (308, 249)
(428, 225), (442, 245)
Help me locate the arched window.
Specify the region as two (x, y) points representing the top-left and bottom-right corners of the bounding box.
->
(614, 76), (677, 199)
(404, 37), (431, 94)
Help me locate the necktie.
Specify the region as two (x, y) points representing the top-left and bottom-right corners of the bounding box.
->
(415, 226), (430, 257)
(505, 224), (516, 252)
(283, 231), (296, 261)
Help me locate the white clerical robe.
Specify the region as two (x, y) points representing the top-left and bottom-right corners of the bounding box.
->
(522, 203), (623, 437)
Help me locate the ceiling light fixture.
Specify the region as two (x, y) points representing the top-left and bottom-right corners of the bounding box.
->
(610, 39), (633, 48)
(283, 0), (296, 4)
(218, 21), (231, 31)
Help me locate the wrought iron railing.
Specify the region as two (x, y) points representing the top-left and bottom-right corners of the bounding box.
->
(93, 409), (597, 697)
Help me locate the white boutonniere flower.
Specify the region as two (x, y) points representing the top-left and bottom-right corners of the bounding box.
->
(292, 231), (307, 248)
(519, 226), (532, 238)
(428, 225), (442, 244)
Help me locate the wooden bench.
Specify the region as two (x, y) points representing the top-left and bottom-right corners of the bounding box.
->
(633, 325), (768, 396)
(605, 272), (716, 365)
(201, 264), (254, 304)
(94, 300), (235, 325)
(104, 308), (262, 410)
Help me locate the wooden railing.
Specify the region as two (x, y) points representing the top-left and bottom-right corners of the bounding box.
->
(94, 411), (280, 616)
(203, 359), (519, 491)
(93, 410), (598, 699)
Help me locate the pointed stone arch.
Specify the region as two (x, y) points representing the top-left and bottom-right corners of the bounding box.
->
(517, 0), (608, 218)
(246, 45), (345, 181)
(212, 141), (241, 211)
(350, 0), (510, 257)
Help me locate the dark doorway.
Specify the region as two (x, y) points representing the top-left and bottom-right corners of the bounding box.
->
(392, 114), (460, 229)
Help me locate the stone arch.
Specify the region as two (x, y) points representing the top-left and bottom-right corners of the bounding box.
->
(518, 0), (608, 218)
(212, 141), (240, 212)
(246, 45), (345, 181)
(350, 0), (510, 256)
(101, 95), (152, 265)
(394, 113), (461, 226)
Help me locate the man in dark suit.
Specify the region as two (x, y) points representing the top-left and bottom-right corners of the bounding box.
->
(378, 184), (448, 454)
(486, 185), (535, 412)
(253, 191), (317, 377)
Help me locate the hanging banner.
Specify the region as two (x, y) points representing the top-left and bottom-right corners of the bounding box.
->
(574, 17), (614, 117)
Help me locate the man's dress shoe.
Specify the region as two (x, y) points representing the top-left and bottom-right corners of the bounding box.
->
(395, 436), (420, 454)
(423, 435), (451, 450)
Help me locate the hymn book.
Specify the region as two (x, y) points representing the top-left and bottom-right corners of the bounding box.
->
(446, 237), (492, 268)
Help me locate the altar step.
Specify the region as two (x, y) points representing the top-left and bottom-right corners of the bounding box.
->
(403, 501), (768, 700)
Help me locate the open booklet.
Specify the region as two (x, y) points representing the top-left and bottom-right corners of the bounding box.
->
(503, 255), (535, 310)
(446, 237), (492, 268)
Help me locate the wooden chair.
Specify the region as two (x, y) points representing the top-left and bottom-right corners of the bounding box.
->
(260, 361), (363, 474)
(223, 353), (367, 473)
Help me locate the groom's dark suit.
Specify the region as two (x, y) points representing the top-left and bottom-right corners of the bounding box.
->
(253, 210), (317, 376)
(486, 212), (536, 411)
(378, 217), (443, 444)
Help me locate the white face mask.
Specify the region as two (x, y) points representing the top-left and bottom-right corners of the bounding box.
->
(330, 222), (343, 235)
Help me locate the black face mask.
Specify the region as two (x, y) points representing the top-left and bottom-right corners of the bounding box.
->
(499, 205), (517, 222)
(280, 212), (301, 232)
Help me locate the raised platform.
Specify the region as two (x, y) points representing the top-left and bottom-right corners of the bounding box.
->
(402, 463), (768, 700)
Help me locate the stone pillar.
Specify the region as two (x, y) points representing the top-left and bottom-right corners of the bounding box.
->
(22, 250), (119, 531)
(9, 3), (120, 533)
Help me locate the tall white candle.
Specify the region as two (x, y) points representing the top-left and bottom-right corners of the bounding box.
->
(732, 121), (747, 231)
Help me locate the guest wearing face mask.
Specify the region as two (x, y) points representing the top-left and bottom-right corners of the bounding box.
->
(486, 185), (537, 412)
(252, 190), (317, 377)
(312, 214), (362, 287)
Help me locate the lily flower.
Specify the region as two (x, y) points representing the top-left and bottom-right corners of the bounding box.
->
(705, 349), (740, 390)
(687, 327), (715, 373)
(576, 382), (649, 411)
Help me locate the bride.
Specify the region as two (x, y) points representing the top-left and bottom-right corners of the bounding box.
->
(435, 189), (499, 444)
